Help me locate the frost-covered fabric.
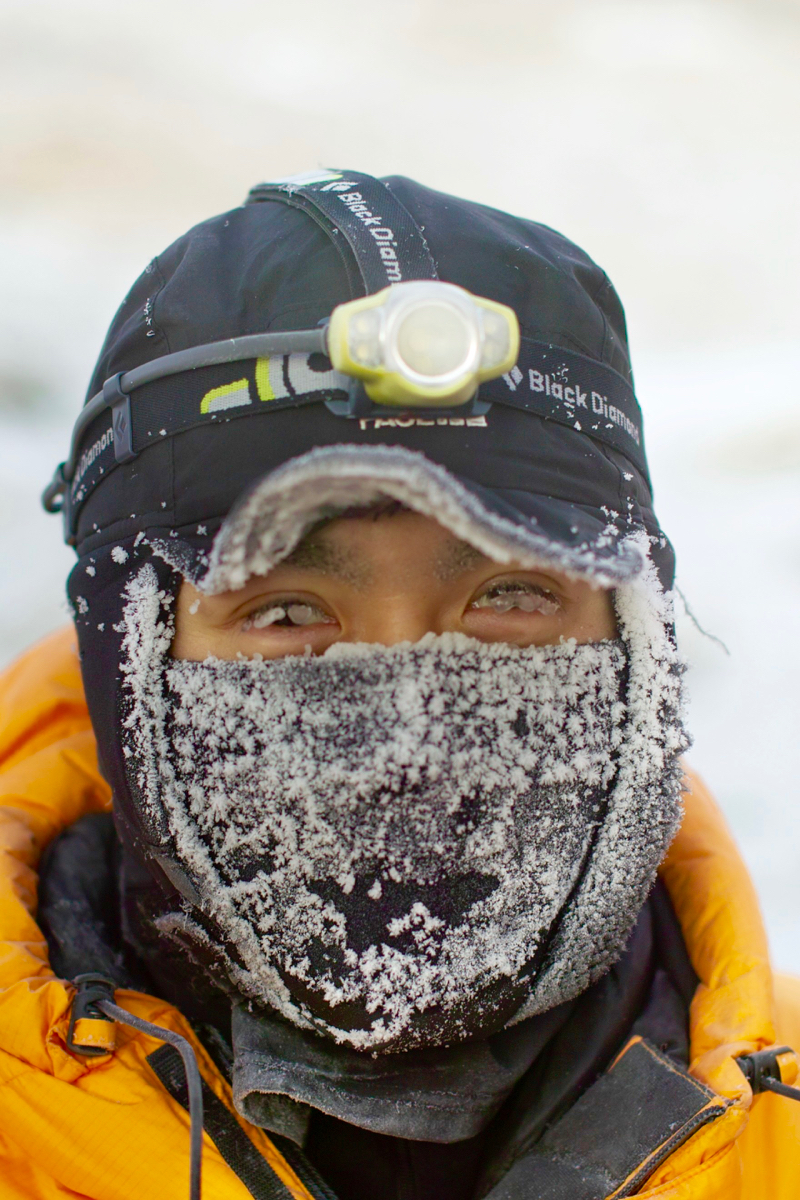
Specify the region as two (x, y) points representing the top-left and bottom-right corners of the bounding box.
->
(119, 555), (687, 1052)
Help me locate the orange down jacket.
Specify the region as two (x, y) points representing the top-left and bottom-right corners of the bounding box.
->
(1, 627), (799, 1199)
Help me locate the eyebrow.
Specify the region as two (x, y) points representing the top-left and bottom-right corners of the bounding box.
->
(281, 534), (372, 586)
(280, 529), (492, 586)
(434, 540), (491, 581)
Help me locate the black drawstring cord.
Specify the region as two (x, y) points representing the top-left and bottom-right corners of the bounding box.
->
(758, 1076), (800, 1101)
(95, 999), (204, 1200)
(738, 1046), (800, 1104)
(68, 976), (204, 1200)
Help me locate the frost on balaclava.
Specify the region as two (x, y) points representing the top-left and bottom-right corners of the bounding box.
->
(118, 540), (687, 1054)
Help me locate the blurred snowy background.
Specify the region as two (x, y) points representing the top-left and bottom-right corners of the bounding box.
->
(1, 0), (799, 966)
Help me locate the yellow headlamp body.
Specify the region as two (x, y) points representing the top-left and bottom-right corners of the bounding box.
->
(327, 281), (520, 408)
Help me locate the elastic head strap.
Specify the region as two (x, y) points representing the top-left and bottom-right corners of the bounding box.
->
(246, 169), (438, 295)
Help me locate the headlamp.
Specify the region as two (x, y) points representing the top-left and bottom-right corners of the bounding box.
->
(327, 281), (519, 408)
(41, 283), (521, 535)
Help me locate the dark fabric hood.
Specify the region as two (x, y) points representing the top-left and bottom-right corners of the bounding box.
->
(61, 172), (680, 1081)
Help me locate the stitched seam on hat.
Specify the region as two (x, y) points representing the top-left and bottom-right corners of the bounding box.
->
(588, 444), (637, 547)
(168, 433), (177, 527)
(518, 326), (597, 358)
(591, 273), (615, 366)
(266, 303), (337, 332)
(381, 177), (439, 274)
(148, 254), (171, 353)
(270, 195), (362, 298)
(615, 447), (630, 528)
(604, 445), (652, 509)
(75, 514), (198, 554)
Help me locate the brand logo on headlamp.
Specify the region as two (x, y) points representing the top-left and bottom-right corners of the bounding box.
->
(505, 363), (641, 447)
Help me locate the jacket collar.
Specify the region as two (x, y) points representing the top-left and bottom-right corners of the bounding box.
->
(662, 770), (776, 1100)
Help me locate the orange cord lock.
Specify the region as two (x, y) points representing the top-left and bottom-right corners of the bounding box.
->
(66, 974), (117, 1057)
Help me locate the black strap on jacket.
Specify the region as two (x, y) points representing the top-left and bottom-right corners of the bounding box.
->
(246, 170), (438, 294)
(483, 1037), (730, 1199)
(148, 1045), (339, 1200)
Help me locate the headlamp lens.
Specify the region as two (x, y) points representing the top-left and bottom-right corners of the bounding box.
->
(394, 302), (474, 380)
(480, 308), (512, 370)
(347, 309), (383, 368)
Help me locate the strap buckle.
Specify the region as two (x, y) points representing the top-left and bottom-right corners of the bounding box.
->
(103, 372), (137, 463)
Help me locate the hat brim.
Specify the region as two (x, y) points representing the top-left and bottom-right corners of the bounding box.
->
(202, 444), (643, 595)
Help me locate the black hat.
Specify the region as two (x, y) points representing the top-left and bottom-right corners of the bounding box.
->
(48, 169), (670, 590)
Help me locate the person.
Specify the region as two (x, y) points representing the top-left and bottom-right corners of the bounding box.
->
(0, 169), (798, 1200)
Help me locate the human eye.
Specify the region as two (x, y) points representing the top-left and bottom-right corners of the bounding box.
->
(241, 599), (335, 630)
(469, 580), (561, 616)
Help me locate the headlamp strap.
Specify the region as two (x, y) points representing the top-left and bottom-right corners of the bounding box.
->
(60, 339), (647, 537)
(246, 169), (438, 295)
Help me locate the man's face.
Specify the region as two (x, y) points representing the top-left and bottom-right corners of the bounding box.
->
(173, 510), (617, 661)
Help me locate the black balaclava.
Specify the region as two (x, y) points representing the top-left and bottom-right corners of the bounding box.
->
(58, 171), (686, 1135)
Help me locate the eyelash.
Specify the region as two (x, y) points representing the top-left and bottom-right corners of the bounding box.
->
(470, 581), (561, 616)
(240, 581), (560, 632)
(242, 600), (333, 631)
